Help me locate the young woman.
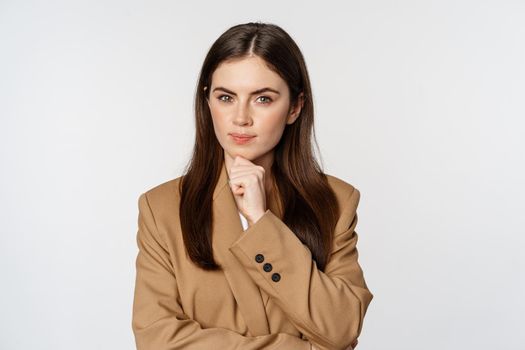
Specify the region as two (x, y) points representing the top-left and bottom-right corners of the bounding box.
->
(132, 22), (373, 350)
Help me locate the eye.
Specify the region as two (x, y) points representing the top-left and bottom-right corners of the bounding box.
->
(218, 95), (232, 103)
(257, 96), (272, 104)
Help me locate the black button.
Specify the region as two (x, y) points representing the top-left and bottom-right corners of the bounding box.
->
(271, 273), (281, 282)
(255, 254), (264, 263)
(263, 263), (272, 272)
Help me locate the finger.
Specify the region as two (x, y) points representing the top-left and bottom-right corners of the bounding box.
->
(229, 168), (255, 184)
(231, 186), (244, 195)
(229, 172), (264, 188)
(229, 164), (264, 176)
(229, 171), (263, 183)
(228, 178), (245, 191)
(233, 155), (253, 165)
(228, 179), (250, 197)
(229, 167), (258, 179)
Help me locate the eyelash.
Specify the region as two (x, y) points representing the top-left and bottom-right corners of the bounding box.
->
(217, 95), (273, 104)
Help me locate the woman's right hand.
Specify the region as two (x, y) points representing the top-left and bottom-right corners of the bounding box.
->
(311, 339), (358, 350)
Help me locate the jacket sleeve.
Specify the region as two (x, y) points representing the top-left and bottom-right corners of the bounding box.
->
(229, 187), (373, 350)
(132, 193), (312, 350)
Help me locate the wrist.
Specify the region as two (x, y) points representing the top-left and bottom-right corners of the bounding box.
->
(247, 210), (266, 226)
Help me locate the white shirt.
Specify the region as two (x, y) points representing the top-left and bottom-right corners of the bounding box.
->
(238, 211), (248, 231)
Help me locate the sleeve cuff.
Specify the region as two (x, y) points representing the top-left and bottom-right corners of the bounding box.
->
(228, 208), (314, 307)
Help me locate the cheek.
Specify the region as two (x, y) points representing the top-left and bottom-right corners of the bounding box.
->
(258, 106), (289, 132)
(256, 111), (289, 146)
(209, 106), (228, 133)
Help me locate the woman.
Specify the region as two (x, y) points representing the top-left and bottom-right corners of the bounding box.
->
(132, 22), (373, 350)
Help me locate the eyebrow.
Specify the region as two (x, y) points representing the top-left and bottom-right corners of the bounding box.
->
(212, 86), (281, 95)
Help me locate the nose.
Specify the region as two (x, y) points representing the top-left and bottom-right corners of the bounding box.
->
(233, 101), (252, 126)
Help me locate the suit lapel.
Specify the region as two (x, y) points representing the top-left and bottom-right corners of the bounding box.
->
(211, 162), (274, 336)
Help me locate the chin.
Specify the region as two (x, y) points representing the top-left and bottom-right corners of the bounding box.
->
(227, 150), (250, 159)
(225, 149), (258, 162)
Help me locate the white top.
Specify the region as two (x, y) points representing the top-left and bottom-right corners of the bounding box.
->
(238, 211), (248, 231)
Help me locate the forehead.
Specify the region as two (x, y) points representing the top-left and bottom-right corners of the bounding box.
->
(210, 55), (287, 91)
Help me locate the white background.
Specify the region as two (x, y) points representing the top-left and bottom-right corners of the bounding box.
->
(1, 1), (524, 349)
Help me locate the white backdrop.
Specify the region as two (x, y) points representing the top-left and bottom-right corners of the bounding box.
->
(1, 1), (524, 349)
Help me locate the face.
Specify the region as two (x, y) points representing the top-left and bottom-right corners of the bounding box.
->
(206, 55), (303, 168)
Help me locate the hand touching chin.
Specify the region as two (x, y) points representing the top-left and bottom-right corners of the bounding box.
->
(227, 156), (267, 226)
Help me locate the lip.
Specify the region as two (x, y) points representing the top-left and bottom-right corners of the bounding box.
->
(229, 133), (256, 145)
(230, 133), (256, 138)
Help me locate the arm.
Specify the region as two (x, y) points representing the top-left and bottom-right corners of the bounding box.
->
(229, 188), (373, 350)
(132, 193), (311, 350)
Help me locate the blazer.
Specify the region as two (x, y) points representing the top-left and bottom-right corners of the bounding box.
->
(132, 162), (373, 350)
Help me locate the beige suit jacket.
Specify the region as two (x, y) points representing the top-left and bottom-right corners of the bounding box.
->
(132, 162), (373, 350)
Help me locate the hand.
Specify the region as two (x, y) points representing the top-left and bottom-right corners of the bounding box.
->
(227, 156), (267, 225)
(310, 339), (358, 350)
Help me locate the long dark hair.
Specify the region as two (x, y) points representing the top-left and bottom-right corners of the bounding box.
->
(179, 22), (340, 271)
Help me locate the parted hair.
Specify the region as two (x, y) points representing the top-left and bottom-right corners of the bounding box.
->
(179, 21), (340, 271)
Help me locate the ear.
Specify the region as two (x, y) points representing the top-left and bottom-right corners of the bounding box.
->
(203, 86), (209, 103)
(286, 92), (305, 124)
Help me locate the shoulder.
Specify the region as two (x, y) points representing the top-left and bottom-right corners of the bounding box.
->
(324, 173), (361, 232)
(324, 173), (360, 203)
(143, 175), (183, 200)
(138, 175), (184, 218)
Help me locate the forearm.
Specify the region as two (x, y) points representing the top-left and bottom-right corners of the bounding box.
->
(229, 188), (373, 350)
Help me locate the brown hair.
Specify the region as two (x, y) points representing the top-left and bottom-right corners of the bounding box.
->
(179, 22), (340, 271)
